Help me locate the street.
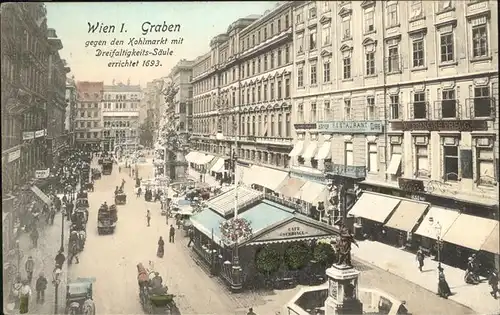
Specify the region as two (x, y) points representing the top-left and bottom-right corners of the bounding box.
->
(64, 159), (478, 315)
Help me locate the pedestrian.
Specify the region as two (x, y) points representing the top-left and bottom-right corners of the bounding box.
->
(35, 272), (48, 304)
(19, 279), (31, 314)
(146, 209), (151, 227)
(489, 270), (499, 299)
(30, 227), (39, 248)
(25, 256), (35, 283)
(416, 249), (425, 272)
(247, 307), (257, 315)
(437, 266), (451, 299)
(169, 224), (175, 243)
(49, 206), (56, 225)
(187, 227), (194, 247)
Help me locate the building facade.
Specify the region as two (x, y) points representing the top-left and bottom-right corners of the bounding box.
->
(141, 78), (164, 146)
(101, 82), (142, 153)
(65, 76), (77, 147)
(75, 81), (103, 150)
(191, 2), (300, 182)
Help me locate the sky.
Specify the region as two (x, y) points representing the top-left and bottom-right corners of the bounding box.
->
(45, 2), (277, 87)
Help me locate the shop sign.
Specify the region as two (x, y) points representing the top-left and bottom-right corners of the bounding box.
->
(398, 178), (425, 193)
(294, 123), (317, 130)
(35, 129), (47, 138)
(392, 120), (487, 132)
(35, 168), (50, 179)
(7, 149), (21, 163)
(22, 132), (35, 141)
(325, 162), (366, 179)
(255, 220), (331, 241)
(317, 121), (383, 134)
(290, 169), (328, 184)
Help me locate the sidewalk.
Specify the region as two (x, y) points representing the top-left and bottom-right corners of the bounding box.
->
(352, 240), (499, 315)
(15, 212), (70, 314)
(187, 168), (220, 187)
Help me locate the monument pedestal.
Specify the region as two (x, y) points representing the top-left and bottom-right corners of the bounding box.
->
(325, 264), (363, 315)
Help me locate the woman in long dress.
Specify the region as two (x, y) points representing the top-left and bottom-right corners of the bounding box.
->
(437, 266), (452, 298)
(19, 280), (31, 314)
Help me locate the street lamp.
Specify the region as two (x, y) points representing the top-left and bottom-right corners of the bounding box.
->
(53, 267), (62, 314)
(60, 207), (65, 253)
(434, 221), (442, 267)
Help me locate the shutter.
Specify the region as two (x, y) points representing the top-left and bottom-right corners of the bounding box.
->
(460, 149), (473, 179)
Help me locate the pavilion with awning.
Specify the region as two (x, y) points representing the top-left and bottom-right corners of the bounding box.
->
(190, 185), (339, 291)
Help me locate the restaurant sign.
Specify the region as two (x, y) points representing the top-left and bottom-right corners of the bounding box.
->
(22, 132), (35, 141)
(392, 120), (487, 132)
(35, 168), (50, 179)
(317, 121), (383, 134)
(254, 220), (332, 242)
(294, 123), (317, 130)
(7, 149), (21, 163)
(35, 129), (47, 138)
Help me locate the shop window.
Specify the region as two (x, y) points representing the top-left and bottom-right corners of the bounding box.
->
(475, 142), (496, 187)
(442, 138), (459, 181)
(388, 143), (402, 179)
(345, 142), (353, 166)
(414, 139), (429, 178)
(368, 143), (378, 173)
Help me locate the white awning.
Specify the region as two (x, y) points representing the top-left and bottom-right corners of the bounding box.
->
(30, 186), (52, 206)
(195, 154), (215, 165)
(315, 141), (332, 160)
(210, 158), (225, 173)
(348, 192), (401, 223)
(415, 206), (460, 240)
(185, 152), (200, 163)
(302, 142), (319, 160)
(251, 165), (288, 191)
(386, 153), (402, 175)
(442, 214), (498, 251)
(295, 181), (328, 204)
(288, 141), (304, 157)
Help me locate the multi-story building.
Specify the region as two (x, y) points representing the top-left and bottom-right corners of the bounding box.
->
(65, 76), (77, 147)
(141, 78), (164, 145)
(292, 1), (498, 265)
(47, 28), (71, 166)
(75, 81), (103, 151)
(190, 3), (298, 184)
(101, 81), (142, 153)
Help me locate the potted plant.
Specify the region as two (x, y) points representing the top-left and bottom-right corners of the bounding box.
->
(255, 247), (281, 289)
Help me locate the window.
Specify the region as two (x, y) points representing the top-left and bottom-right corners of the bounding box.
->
(311, 103), (317, 122)
(389, 144), (403, 177)
(277, 81), (282, 99)
(277, 50), (282, 66)
(366, 96), (376, 120)
(438, 0), (453, 11)
(263, 84), (268, 101)
(297, 34), (304, 53)
(270, 23), (274, 36)
(410, 1), (423, 20)
(345, 142), (354, 166)
(387, 44), (400, 73)
(342, 17), (351, 40)
(285, 15), (290, 28)
(285, 79), (290, 98)
(298, 67), (304, 87)
(412, 37), (425, 67)
(413, 92), (427, 119)
(390, 95), (400, 120)
(322, 24), (331, 45)
(257, 86), (261, 102)
(473, 86), (492, 118)
(270, 82), (275, 100)
(296, 13), (302, 24)
(286, 113), (291, 137)
(323, 61), (331, 82)
(364, 9), (375, 33)
(387, 2), (399, 27)
(440, 31), (454, 62)
(344, 99), (352, 120)
(443, 143), (459, 181)
(415, 145), (429, 177)
(278, 114), (283, 137)
(285, 45), (290, 63)
(309, 7), (317, 19)
(270, 52), (275, 68)
(472, 24), (488, 58)
(343, 56), (351, 79)
(441, 89), (457, 118)
(298, 104), (304, 123)
(309, 30), (317, 50)
(366, 51), (375, 75)
(323, 1), (330, 12)
(368, 143), (378, 173)
(263, 55), (268, 71)
(476, 146), (495, 186)
(277, 20), (281, 32)
(310, 64), (317, 85)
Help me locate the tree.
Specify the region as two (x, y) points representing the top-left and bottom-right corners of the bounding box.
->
(313, 242), (335, 267)
(284, 243), (311, 270)
(255, 247), (281, 276)
(139, 120), (154, 147)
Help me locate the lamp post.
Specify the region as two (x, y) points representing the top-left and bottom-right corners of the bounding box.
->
(435, 221), (442, 267)
(230, 119), (242, 292)
(60, 207), (65, 253)
(53, 267), (62, 314)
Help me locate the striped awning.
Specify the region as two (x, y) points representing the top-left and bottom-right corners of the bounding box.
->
(245, 235), (335, 246)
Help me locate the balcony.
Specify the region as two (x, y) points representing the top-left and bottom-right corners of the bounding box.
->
(408, 102), (430, 120)
(466, 97), (496, 120)
(325, 162), (366, 179)
(434, 100), (461, 120)
(384, 55), (403, 74)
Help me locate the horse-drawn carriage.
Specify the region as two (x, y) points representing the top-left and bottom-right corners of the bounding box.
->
(115, 192), (127, 205)
(97, 204), (117, 235)
(75, 198), (89, 209)
(91, 168), (101, 181)
(66, 279), (95, 315)
(137, 262), (178, 314)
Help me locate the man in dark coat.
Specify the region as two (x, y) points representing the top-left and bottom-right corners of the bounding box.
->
(169, 225), (175, 243)
(489, 270), (499, 299)
(35, 272), (48, 303)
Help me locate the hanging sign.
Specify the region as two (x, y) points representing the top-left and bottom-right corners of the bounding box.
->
(35, 168), (50, 179)
(35, 129), (47, 138)
(7, 149), (21, 163)
(23, 132), (35, 140)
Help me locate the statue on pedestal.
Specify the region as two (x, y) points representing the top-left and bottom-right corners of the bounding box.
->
(335, 225), (358, 267)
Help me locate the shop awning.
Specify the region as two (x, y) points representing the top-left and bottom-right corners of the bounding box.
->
(386, 153), (402, 175)
(185, 152), (200, 163)
(414, 206), (460, 240)
(30, 185), (52, 206)
(277, 177), (306, 198)
(190, 208), (224, 243)
(481, 223), (499, 255)
(210, 158), (225, 173)
(251, 165), (288, 191)
(384, 200), (429, 232)
(302, 142), (319, 160)
(196, 154), (215, 165)
(288, 141), (304, 157)
(239, 165), (256, 186)
(442, 214), (498, 251)
(315, 141), (332, 160)
(348, 192), (401, 224)
(295, 181), (328, 204)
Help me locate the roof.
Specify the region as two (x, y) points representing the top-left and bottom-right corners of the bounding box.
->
(205, 185), (263, 217)
(103, 83), (142, 92)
